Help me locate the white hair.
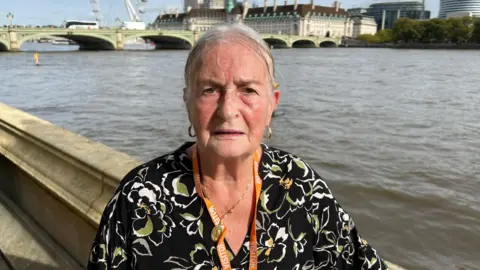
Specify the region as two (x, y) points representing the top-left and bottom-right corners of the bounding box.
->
(184, 23), (275, 92)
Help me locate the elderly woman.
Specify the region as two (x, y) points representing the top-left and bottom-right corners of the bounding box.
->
(88, 24), (388, 270)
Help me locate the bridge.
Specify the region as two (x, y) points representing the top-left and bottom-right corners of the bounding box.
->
(0, 28), (341, 52)
(0, 102), (407, 269)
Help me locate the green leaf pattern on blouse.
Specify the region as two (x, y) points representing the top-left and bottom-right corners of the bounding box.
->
(88, 143), (388, 269)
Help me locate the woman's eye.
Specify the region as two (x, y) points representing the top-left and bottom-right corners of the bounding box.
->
(244, 88), (258, 94)
(202, 88), (215, 94)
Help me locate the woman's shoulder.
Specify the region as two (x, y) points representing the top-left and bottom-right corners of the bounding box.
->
(88, 142), (195, 269)
(115, 142), (194, 193)
(261, 145), (389, 269)
(261, 143), (334, 201)
(261, 144), (327, 180)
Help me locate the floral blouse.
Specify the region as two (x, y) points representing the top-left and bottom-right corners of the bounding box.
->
(88, 142), (388, 269)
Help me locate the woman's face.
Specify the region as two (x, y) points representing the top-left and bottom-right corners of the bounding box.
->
(184, 41), (280, 159)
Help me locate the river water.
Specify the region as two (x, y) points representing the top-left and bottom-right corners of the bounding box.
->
(1, 44), (479, 270)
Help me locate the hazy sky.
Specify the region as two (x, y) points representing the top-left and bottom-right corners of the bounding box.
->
(0, 0), (440, 26)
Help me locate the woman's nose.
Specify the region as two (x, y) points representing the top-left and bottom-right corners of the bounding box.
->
(216, 89), (240, 121)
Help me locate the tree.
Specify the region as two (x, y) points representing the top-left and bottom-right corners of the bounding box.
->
(356, 30), (393, 44)
(392, 18), (423, 43)
(420, 18), (448, 43)
(472, 18), (480, 43)
(376, 29), (393, 43)
(357, 34), (380, 43)
(446, 16), (473, 43)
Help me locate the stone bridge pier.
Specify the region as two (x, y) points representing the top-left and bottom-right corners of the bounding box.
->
(2, 30), (18, 52)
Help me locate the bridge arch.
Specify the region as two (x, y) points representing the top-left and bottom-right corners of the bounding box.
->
(263, 38), (288, 49)
(319, 40), (338, 48)
(0, 40), (9, 52)
(125, 33), (193, 50)
(17, 32), (117, 50)
(292, 39), (316, 48)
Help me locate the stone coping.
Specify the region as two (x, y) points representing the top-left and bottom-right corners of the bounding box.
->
(0, 102), (140, 184)
(0, 102), (141, 227)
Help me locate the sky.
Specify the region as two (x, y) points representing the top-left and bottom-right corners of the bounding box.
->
(0, 0), (440, 26)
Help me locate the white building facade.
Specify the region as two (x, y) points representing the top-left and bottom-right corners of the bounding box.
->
(155, 0), (353, 38)
(351, 16), (377, 38)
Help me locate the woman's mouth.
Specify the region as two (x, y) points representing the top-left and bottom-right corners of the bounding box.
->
(213, 129), (244, 136)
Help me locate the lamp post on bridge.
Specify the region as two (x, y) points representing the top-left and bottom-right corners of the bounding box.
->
(6, 12), (14, 28)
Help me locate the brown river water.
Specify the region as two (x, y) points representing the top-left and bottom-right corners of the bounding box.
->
(1, 44), (479, 270)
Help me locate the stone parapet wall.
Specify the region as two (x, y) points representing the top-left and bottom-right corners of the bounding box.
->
(0, 102), (141, 268)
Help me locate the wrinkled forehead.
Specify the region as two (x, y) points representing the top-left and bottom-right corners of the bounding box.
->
(188, 40), (272, 87)
(198, 43), (269, 81)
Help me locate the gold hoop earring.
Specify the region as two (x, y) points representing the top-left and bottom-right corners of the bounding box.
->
(264, 126), (272, 140)
(188, 125), (196, 137)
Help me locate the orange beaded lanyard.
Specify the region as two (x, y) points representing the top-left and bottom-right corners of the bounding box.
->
(192, 144), (262, 270)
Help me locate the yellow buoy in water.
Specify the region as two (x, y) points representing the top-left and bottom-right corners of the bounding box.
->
(33, 53), (40, 66)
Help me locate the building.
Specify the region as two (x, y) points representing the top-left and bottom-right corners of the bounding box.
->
(345, 7), (378, 38)
(347, 7), (368, 16)
(351, 16), (377, 38)
(154, 0), (353, 38)
(244, 1), (350, 37)
(184, 0), (237, 12)
(365, 1), (430, 30)
(439, 0), (480, 18)
(184, 0), (204, 10)
(446, 11), (474, 18)
(205, 0), (228, 9)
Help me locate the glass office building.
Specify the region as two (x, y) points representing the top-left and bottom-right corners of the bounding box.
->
(365, 1), (431, 30)
(439, 0), (480, 18)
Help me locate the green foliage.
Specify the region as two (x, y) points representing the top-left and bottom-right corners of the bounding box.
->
(356, 30), (393, 44)
(376, 29), (394, 43)
(392, 18), (423, 43)
(389, 16), (480, 44)
(357, 34), (380, 43)
(420, 18), (448, 43)
(446, 16), (474, 43)
(472, 19), (480, 43)
(356, 16), (480, 44)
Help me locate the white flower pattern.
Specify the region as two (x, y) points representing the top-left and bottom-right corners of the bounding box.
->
(88, 142), (389, 270)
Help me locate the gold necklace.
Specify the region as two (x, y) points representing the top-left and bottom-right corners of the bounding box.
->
(201, 180), (253, 219)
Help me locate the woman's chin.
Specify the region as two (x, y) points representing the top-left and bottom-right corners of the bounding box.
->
(205, 140), (255, 159)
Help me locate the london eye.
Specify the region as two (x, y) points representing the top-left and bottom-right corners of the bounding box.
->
(90, 0), (149, 25)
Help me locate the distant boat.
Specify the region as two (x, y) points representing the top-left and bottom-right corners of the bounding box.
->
(52, 39), (70, 45)
(125, 37), (147, 45)
(38, 38), (52, 43)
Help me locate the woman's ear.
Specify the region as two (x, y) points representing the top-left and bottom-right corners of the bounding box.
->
(271, 89), (280, 115)
(272, 89), (280, 109)
(266, 89), (281, 126)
